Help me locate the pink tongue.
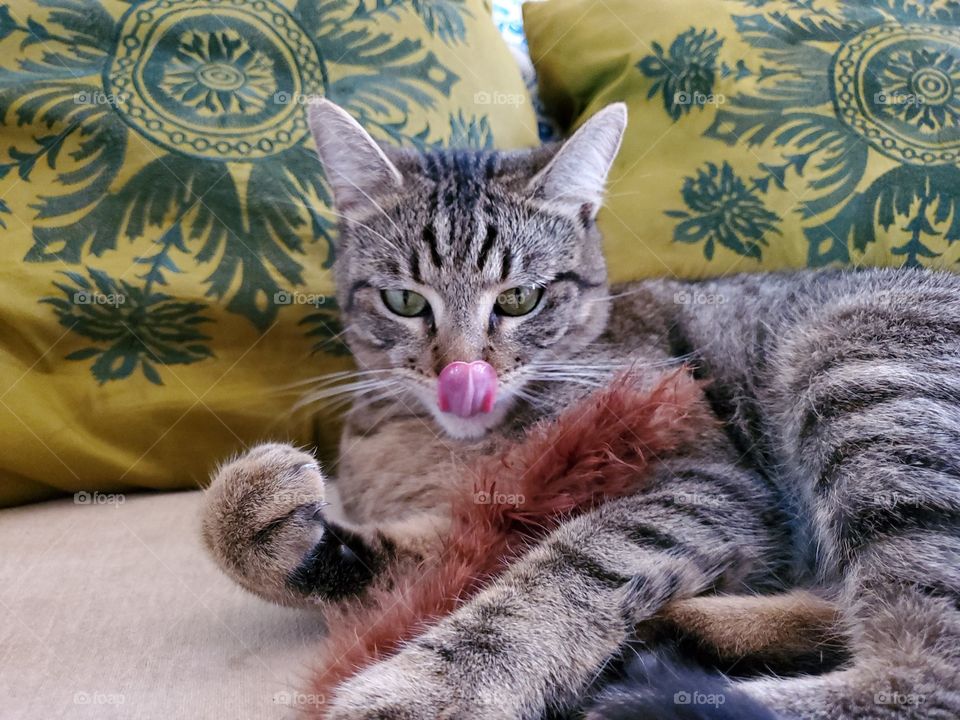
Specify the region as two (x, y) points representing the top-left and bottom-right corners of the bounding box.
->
(437, 361), (498, 418)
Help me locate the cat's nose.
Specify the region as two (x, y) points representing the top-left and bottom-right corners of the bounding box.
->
(437, 361), (498, 418)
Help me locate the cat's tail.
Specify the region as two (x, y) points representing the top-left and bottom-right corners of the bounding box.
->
(586, 651), (780, 720)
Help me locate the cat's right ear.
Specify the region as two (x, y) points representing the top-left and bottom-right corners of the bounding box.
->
(307, 98), (403, 215)
(527, 103), (627, 218)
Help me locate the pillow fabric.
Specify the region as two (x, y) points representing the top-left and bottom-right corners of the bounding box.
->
(492, 0), (560, 141)
(0, 0), (537, 507)
(524, 0), (960, 283)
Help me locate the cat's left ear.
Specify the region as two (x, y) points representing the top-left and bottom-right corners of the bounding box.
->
(307, 98), (403, 215)
(527, 103), (627, 218)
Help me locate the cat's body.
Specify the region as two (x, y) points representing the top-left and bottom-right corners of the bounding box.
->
(202, 101), (959, 719)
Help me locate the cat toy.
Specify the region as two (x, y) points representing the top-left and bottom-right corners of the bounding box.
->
(309, 368), (707, 712)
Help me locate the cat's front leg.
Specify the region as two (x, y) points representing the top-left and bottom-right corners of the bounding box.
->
(325, 455), (782, 719)
(201, 443), (402, 607)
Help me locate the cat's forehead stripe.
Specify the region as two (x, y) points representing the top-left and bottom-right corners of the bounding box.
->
(418, 149), (501, 272)
(500, 247), (513, 282)
(451, 153), (483, 264)
(476, 224), (498, 273)
(409, 248), (422, 284)
(423, 224), (442, 269)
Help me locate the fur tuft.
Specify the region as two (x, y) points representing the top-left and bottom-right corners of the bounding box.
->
(587, 651), (780, 720)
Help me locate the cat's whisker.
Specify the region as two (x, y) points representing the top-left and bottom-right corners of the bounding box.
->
(303, 322), (362, 355)
(293, 378), (401, 411)
(520, 386), (553, 402)
(302, 378), (398, 399)
(277, 368), (384, 385)
(320, 323), (355, 345)
(325, 392), (377, 415)
(511, 386), (551, 411)
(273, 368), (394, 393)
(532, 364), (624, 373)
(280, 387), (372, 423)
(350, 383), (418, 410)
(345, 389), (400, 413)
(528, 369), (611, 379)
(526, 365), (624, 378)
(314, 396), (355, 416)
(307, 383), (400, 418)
(532, 360), (621, 367)
(305, 368), (394, 385)
(534, 356), (693, 372)
(527, 375), (613, 383)
(583, 285), (670, 304)
(526, 375), (607, 388)
(340, 380), (426, 428)
(513, 392), (545, 410)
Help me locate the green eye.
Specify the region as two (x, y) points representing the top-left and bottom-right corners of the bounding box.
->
(381, 289), (428, 317)
(495, 286), (543, 317)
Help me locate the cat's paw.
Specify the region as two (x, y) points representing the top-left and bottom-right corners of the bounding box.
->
(325, 646), (514, 720)
(325, 648), (469, 720)
(201, 443), (329, 605)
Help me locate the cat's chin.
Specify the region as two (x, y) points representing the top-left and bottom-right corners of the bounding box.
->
(428, 401), (512, 440)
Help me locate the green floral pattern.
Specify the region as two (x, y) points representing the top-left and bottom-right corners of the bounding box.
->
(666, 161), (780, 260)
(43, 268), (213, 385)
(637, 28), (723, 120)
(639, 0), (960, 267)
(0, 0), (492, 385)
(880, 48), (960, 132)
(159, 31), (277, 116)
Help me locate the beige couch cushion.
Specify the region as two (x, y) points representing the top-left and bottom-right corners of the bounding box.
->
(0, 491), (326, 719)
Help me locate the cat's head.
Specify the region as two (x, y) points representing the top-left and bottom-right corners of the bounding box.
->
(307, 99), (626, 439)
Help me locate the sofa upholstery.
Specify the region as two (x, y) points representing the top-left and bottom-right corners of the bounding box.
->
(0, 491), (325, 719)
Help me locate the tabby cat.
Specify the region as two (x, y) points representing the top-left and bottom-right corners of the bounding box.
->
(201, 99), (959, 719)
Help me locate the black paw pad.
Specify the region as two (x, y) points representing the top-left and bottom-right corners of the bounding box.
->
(288, 519), (381, 600)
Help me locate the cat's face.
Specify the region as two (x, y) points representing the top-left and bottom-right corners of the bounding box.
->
(308, 100), (626, 438)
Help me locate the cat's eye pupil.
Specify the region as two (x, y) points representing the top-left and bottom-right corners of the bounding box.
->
(495, 286), (543, 317)
(381, 289), (428, 317)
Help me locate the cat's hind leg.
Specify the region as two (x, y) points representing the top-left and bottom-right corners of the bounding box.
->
(733, 281), (960, 719)
(655, 589), (846, 675)
(734, 548), (959, 719)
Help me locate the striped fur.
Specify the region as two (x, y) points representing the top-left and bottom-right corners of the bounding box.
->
(202, 100), (960, 719)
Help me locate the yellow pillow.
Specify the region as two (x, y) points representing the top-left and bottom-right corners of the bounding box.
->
(0, 0), (537, 507)
(524, 0), (960, 283)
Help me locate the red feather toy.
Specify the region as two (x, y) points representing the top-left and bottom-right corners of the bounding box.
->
(308, 369), (707, 714)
